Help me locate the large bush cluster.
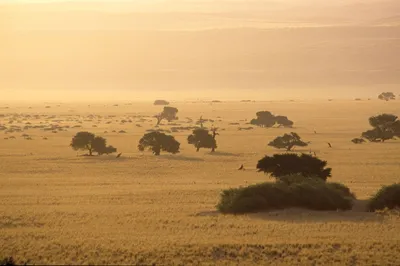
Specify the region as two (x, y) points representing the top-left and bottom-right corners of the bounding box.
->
(217, 175), (355, 214)
(367, 183), (400, 211)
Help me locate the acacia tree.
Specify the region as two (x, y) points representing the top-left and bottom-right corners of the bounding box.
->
(362, 114), (400, 142)
(256, 153), (332, 181)
(250, 111), (294, 128)
(155, 106), (179, 126)
(138, 131), (180, 155)
(378, 92), (396, 101)
(268, 132), (308, 151)
(70, 131), (117, 156)
(188, 128), (217, 152)
(275, 116), (294, 127)
(250, 111), (276, 127)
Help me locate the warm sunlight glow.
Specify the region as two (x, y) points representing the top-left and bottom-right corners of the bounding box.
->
(1, 1), (400, 265)
(1, 0), (400, 102)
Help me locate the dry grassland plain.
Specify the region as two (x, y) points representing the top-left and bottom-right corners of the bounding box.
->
(1, 100), (400, 265)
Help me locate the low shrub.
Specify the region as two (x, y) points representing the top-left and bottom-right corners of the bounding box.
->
(217, 179), (354, 214)
(367, 183), (400, 211)
(1, 257), (16, 266)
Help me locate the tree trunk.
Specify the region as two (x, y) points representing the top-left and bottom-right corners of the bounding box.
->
(153, 146), (161, 155)
(211, 147), (215, 152)
(156, 117), (162, 126)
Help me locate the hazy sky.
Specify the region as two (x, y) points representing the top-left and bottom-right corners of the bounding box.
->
(2, 0), (399, 102)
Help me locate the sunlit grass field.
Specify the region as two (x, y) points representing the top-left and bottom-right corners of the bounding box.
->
(1, 100), (400, 265)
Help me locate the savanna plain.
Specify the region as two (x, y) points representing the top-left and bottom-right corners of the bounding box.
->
(1, 100), (400, 265)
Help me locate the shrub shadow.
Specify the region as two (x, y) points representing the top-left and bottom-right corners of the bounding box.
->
(196, 200), (385, 223)
(207, 151), (242, 157)
(161, 155), (204, 162)
(248, 208), (383, 223)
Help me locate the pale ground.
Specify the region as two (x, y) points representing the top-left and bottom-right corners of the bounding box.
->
(1, 100), (400, 265)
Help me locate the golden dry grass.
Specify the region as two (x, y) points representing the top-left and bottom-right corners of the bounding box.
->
(1, 100), (400, 265)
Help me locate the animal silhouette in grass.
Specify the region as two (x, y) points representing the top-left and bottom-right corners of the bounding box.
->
(155, 106), (178, 126)
(70, 131), (117, 156)
(362, 114), (400, 142)
(138, 131), (180, 155)
(268, 132), (308, 151)
(187, 128), (217, 152)
(257, 153), (332, 181)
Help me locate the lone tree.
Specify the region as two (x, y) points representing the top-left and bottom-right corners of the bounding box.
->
(70, 131), (117, 156)
(257, 153), (332, 181)
(361, 114), (400, 142)
(153, 99), (170, 106)
(268, 132), (308, 151)
(138, 131), (180, 155)
(188, 128), (217, 152)
(378, 92), (396, 101)
(250, 111), (294, 128)
(155, 106), (178, 126)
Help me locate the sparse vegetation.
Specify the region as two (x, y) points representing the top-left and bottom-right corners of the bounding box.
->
(257, 153), (332, 181)
(2, 99), (400, 265)
(138, 131), (180, 155)
(268, 132), (308, 151)
(368, 183), (400, 211)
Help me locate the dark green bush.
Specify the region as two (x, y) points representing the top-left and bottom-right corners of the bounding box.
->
(289, 181), (354, 211)
(326, 182), (356, 199)
(217, 179), (354, 214)
(367, 183), (400, 211)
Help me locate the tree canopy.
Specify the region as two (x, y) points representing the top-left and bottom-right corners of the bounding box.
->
(256, 153), (332, 181)
(250, 111), (294, 128)
(70, 131), (117, 156)
(361, 114), (400, 142)
(138, 131), (180, 155)
(187, 128), (217, 152)
(268, 132), (308, 151)
(155, 106), (179, 125)
(378, 92), (396, 101)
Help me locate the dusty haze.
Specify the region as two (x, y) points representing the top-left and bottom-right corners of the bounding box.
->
(1, 0), (400, 102)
